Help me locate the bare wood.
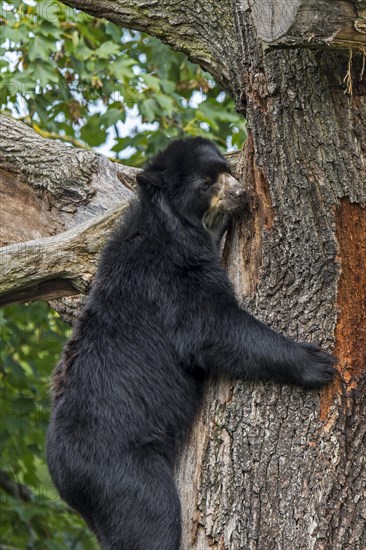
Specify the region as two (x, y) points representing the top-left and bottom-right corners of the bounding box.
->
(246, 0), (366, 49)
(0, 203), (128, 307)
(0, 115), (136, 246)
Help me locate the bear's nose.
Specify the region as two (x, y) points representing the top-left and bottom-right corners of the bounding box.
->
(229, 184), (245, 200)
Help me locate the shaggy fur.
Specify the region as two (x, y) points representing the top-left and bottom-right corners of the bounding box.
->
(46, 137), (337, 549)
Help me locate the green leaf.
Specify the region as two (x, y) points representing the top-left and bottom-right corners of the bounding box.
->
(28, 37), (53, 62)
(155, 94), (175, 117)
(80, 114), (108, 146)
(36, 0), (60, 23)
(109, 57), (135, 79)
(100, 107), (124, 127)
(140, 98), (157, 122)
(32, 62), (59, 86)
(94, 41), (121, 59)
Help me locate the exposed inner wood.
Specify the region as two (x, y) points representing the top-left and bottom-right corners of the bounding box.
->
(335, 200), (366, 384)
(319, 201), (366, 420)
(0, 114), (136, 245)
(248, 0), (366, 50)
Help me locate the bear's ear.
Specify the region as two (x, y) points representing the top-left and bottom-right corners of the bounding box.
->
(136, 169), (167, 189)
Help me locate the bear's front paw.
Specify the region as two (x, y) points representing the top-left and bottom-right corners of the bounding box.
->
(297, 342), (338, 388)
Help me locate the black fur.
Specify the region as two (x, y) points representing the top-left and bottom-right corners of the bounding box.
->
(46, 137), (337, 549)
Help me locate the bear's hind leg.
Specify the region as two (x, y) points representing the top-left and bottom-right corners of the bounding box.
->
(95, 453), (181, 550)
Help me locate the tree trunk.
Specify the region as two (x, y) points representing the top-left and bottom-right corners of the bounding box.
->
(179, 46), (366, 541)
(1, 1), (365, 548)
(176, 6), (366, 547)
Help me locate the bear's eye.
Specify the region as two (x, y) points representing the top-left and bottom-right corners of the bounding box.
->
(202, 176), (215, 190)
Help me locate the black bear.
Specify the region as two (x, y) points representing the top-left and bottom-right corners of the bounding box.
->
(46, 137), (337, 550)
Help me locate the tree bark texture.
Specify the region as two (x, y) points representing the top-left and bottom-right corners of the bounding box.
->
(0, 115), (136, 246)
(177, 5), (366, 549)
(0, 115), (240, 311)
(1, 1), (366, 549)
(0, 114), (136, 319)
(0, 203), (128, 306)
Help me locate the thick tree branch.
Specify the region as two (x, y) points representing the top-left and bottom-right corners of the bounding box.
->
(0, 2), (364, 546)
(0, 116), (242, 247)
(247, 0), (366, 49)
(0, 203), (128, 307)
(0, 115), (242, 311)
(0, 115), (136, 246)
(62, 0), (366, 106)
(0, 164), (243, 307)
(62, 0), (241, 95)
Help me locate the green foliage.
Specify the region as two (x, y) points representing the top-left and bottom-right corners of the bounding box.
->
(0, 0), (246, 164)
(0, 302), (98, 549)
(0, 1), (247, 547)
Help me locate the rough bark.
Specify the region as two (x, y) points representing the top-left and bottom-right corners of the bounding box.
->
(62, 0), (366, 101)
(0, 204), (127, 306)
(0, 116), (241, 309)
(177, 6), (366, 550)
(0, 114), (136, 246)
(1, 1), (366, 549)
(0, 114), (135, 318)
(62, 0), (241, 95)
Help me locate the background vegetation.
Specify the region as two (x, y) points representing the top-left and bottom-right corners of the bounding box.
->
(0, 1), (246, 547)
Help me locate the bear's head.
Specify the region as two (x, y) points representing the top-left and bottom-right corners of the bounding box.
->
(136, 137), (247, 224)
